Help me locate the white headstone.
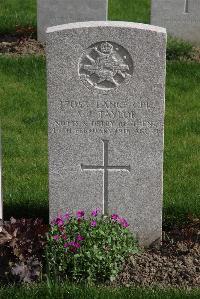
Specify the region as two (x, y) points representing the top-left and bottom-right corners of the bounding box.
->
(151, 0), (200, 44)
(46, 21), (166, 246)
(37, 0), (108, 43)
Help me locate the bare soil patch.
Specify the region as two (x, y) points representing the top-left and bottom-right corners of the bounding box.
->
(117, 217), (200, 288)
(0, 34), (44, 55)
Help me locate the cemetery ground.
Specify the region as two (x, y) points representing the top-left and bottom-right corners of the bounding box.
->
(0, 0), (199, 298)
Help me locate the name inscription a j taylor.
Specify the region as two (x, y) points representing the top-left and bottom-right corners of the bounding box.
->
(81, 139), (131, 215)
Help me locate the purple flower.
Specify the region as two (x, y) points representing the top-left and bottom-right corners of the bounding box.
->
(63, 211), (70, 220)
(90, 220), (97, 227)
(119, 217), (129, 228)
(74, 242), (81, 249)
(76, 234), (84, 241)
(91, 208), (101, 217)
(111, 214), (129, 227)
(111, 214), (120, 221)
(53, 235), (59, 241)
(76, 210), (85, 219)
(55, 217), (64, 227)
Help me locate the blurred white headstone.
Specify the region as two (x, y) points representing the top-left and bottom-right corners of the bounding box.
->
(37, 0), (108, 43)
(151, 0), (200, 44)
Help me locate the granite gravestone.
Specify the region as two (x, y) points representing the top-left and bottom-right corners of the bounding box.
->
(46, 21), (166, 246)
(151, 0), (200, 44)
(37, 0), (108, 43)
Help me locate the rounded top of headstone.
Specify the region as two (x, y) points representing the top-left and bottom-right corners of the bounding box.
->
(46, 21), (167, 34)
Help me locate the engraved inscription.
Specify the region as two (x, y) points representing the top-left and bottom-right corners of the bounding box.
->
(53, 119), (163, 137)
(79, 41), (133, 91)
(59, 99), (155, 112)
(162, 17), (200, 24)
(53, 98), (162, 136)
(81, 140), (131, 214)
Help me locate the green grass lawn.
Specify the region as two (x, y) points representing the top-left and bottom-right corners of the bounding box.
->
(108, 0), (151, 24)
(0, 0), (36, 34)
(0, 283), (199, 299)
(0, 56), (48, 220)
(0, 56), (199, 222)
(164, 62), (200, 224)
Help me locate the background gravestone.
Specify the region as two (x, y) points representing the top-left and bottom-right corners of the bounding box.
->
(46, 21), (166, 246)
(37, 0), (108, 43)
(151, 0), (200, 44)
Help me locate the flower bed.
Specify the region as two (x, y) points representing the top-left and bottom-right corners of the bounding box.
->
(0, 212), (199, 287)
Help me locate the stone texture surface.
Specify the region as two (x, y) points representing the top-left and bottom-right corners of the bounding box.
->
(37, 0), (108, 43)
(151, 0), (200, 44)
(47, 21), (166, 246)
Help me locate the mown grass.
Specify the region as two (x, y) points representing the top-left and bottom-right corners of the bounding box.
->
(0, 56), (48, 220)
(164, 62), (200, 224)
(108, 0), (151, 24)
(0, 0), (36, 34)
(0, 283), (199, 299)
(0, 56), (199, 222)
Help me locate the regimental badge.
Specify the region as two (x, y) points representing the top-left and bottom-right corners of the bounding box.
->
(79, 41), (133, 91)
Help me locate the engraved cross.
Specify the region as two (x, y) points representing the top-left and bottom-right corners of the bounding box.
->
(184, 0), (189, 13)
(81, 139), (131, 215)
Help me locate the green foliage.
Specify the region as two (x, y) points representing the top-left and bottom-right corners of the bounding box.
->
(167, 36), (194, 61)
(46, 210), (139, 284)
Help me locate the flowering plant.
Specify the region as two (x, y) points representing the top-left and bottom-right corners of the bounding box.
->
(46, 209), (139, 283)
